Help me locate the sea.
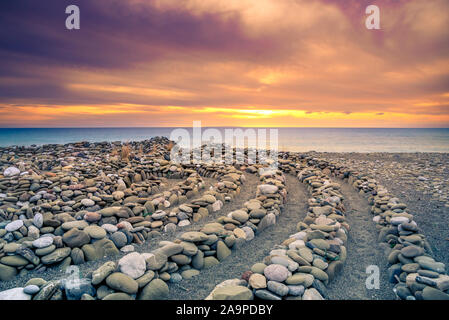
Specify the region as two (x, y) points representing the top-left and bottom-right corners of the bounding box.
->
(0, 128), (448, 153)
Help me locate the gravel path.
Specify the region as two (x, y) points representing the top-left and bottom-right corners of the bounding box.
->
(326, 178), (396, 300)
(168, 174), (309, 300)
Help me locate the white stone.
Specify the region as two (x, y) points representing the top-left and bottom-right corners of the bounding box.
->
(33, 213), (43, 228)
(101, 224), (118, 233)
(242, 226), (255, 241)
(289, 231), (307, 240)
(268, 248), (285, 257)
(390, 216), (409, 226)
(118, 252), (146, 279)
(81, 199), (95, 207)
(117, 221), (133, 231)
(288, 240), (305, 250)
(3, 167), (20, 177)
(32, 236), (53, 248)
(151, 210), (167, 220)
(5, 220), (23, 232)
(178, 220), (191, 227)
(258, 184), (278, 195)
(212, 200), (223, 212)
(263, 264), (289, 282)
(0, 288), (31, 300)
(120, 245), (135, 253)
(116, 179), (126, 191)
(164, 223), (177, 233)
(303, 288), (324, 300)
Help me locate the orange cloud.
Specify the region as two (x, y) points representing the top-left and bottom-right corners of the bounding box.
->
(0, 0), (448, 127)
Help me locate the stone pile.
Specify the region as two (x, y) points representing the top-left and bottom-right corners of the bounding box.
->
(305, 156), (449, 300)
(149, 166), (246, 231)
(0, 138), (215, 281)
(0, 165), (288, 299)
(206, 164), (349, 300)
(210, 168), (287, 240)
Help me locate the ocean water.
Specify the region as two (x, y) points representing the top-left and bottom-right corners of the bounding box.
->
(0, 128), (448, 153)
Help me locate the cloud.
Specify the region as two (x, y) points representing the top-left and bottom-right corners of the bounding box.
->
(0, 0), (448, 127)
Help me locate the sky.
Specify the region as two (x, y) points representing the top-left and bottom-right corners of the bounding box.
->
(0, 0), (448, 128)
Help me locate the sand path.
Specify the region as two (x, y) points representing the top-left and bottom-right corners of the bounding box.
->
(325, 178), (396, 300)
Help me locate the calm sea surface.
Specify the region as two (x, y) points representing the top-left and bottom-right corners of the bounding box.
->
(0, 128), (448, 153)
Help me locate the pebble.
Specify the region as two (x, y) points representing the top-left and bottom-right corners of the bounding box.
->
(138, 279), (169, 300)
(422, 286), (449, 300)
(0, 287), (31, 300)
(23, 285), (40, 295)
(298, 248), (313, 263)
(5, 220), (23, 232)
(33, 213), (44, 228)
(249, 273), (267, 289)
(263, 264), (289, 282)
(111, 231), (128, 248)
(258, 184), (278, 195)
(251, 263), (267, 274)
(84, 212), (101, 222)
(32, 236), (54, 248)
(216, 241), (232, 261)
(401, 245), (424, 258)
(92, 261), (116, 285)
(267, 281), (289, 296)
(120, 245), (135, 253)
(180, 231), (209, 242)
(288, 285), (305, 296)
(3, 166), (20, 176)
(254, 289), (281, 300)
(181, 269), (200, 279)
(62, 229), (90, 248)
(286, 273), (314, 287)
(106, 272), (139, 294)
(118, 252), (146, 279)
(81, 199), (95, 207)
(231, 210), (249, 223)
(417, 259), (446, 273)
(302, 288), (324, 300)
(84, 225), (106, 239)
(390, 217), (409, 225)
(41, 247), (71, 265)
(211, 285), (253, 300)
(101, 223), (118, 233)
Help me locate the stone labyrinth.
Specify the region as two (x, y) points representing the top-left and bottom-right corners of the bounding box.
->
(0, 137), (447, 300)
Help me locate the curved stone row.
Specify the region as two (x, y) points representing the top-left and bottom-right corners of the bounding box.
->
(0, 171), (208, 281)
(1, 139), (258, 281)
(159, 167), (246, 231)
(0, 166), (287, 299)
(304, 155), (449, 300)
(0, 163), (251, 282)
(205, 163), (349, 300)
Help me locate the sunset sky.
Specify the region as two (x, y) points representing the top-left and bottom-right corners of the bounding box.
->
(0, 0), (448, 127)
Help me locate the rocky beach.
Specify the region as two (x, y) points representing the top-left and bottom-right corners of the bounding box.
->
(0, 138), (448, 300)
